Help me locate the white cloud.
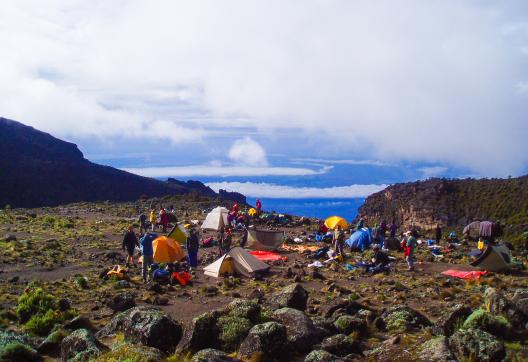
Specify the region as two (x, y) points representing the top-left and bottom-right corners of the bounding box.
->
(122, 164), (331, 177)
(291, 158), (395, 167)
(419, 166), (448, 179)
(1, 1), (528, 175)
(206, 181), (387, 199)
(228, 137), (268, 167)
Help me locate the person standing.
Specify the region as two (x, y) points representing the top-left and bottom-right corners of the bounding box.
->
(404, 231), (418, 271)
(379, 221), (387, 249)
(122, 226), (139, 267)
(389, 221), (398, 238)
(140, 233), (154, 283)
(256, 199), (262, 214)
(159, 207), (168, 233)
(139, 212), (148, 235)
(434, 224), (442, 244)
(217, 226), (225, 255)
(149, 209), (157, 231)
(333, 225), (345, 257)
(186, 228), (199, 270)
(222, 228), (233, 254)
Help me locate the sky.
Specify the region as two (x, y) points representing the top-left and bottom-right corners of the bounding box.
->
(1, 1), (528, 200)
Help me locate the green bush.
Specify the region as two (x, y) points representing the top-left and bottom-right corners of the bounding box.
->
(25, 309), (63, 336)
(16, 288), (57, 323)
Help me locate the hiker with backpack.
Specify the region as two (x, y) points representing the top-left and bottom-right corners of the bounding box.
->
(122, 226), (139, 268)
(139, 212), (148, 235)
(333, 225), (346, 257)
(366, 244), (391, 274)
(186, 228), (199, 270)
(402, 230), (418, 271)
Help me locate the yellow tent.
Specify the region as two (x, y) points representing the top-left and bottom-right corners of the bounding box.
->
(152, 236), (185, 263)
(324, 216), (349, 230)
(167, 223), (188, 244)
(248, 208), (257, 217)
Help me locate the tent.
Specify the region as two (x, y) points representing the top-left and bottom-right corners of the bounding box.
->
(247, 229), (284, 251)
(203, 246), (270, 278)
(470, 244), (512, 272)
(152, 236), (185, 263)
(346, 227), (373, 251)
(248, 208), (257, 217)
(463, 221), (481, 238)
(167, 223), (188, 244)
(324, 216), (349, 230)
(201, 207), (229, 231)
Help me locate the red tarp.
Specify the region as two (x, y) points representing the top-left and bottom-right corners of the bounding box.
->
(249, 250), (288, 261)
(441, 269), (488, 280)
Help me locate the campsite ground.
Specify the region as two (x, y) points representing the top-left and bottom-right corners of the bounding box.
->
(0, 196), (527, 361)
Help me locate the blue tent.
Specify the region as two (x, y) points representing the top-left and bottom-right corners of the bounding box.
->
(346, 228), (373, 251)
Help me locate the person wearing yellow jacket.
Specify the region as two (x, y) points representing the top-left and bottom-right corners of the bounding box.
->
(149, 209), (157, 231)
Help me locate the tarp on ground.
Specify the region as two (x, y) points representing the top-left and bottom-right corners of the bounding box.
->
(167, 223), (188, 244)
(346, 227), (373, 251)
(249, 250), (288, 261)
(470, 244), (512, 272)
(201, 207), (229, 231)
(247, 229), (284, 251)
(281, 244), (320, 253)
(441, 269), (488, 280)
(152, 236), (185, 263)
(204, 246), (270, 278)
(324, 216), (349, 230)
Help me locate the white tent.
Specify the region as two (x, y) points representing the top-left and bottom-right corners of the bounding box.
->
(204, 247), (270, 278)
(470, 244), (512, 272)
(201, 207), (229, 231)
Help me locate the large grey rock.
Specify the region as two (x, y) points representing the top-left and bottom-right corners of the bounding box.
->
(238, 322), (288, 360)
(432, 304), (472, 336)
(97, 306), (182, 354)
(37, 329), (68, 357)
(484, 287), (526, 328)
(106, 291), (136, 312)
(462, 309), (512, 338)
(512, 288), (528, 317)
(4, 234), (16, 242)
(176, 310), (222, 354)
(272, 307), (325, 352)
(321, 299), (366, 318)
(417, 336), (456, 362)
(60, 329), (108, 362)
(333, 315), (367, 336)
(381, 305), (431, 333)
(449, 328), (505, 362)
(320, 334), (361, 356)
(304, 349), (349, 362)
(267, 283), (308, 311)
(191, 348), (242, 362)
(0, 330), (41, 362)
(225, 298), (261, 323)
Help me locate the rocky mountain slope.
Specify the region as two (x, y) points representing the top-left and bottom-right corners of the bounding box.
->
(358, 176), (528, 238)
(0, 117), (245, 208)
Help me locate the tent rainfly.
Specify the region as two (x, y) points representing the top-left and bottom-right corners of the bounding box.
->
(246, 229), (284, 251)
(470, 244), (512, 272)
(167, 223), (188, 244)
(201, 207), (229, 231)
(203, 246), (270, 278)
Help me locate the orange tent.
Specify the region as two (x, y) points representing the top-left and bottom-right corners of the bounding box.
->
(152, 236), (185, 263)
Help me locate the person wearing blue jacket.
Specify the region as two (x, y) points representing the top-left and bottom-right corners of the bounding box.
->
(140, 233), (156, 283)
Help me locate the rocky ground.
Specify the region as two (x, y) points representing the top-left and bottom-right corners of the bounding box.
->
(0, 195), (527, 361)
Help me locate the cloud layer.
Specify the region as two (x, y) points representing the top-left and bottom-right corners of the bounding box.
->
(1, 1), (528, 175)
(206, 181), (387, 199)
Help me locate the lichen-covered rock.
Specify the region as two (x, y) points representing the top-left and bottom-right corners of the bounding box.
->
(106, 291), (136, 312)
(449, 328), (505, 362)
(272, 307), (325, 352)
(37, 329), (68, 357)
(0, 330), (41, 362)
(484, 287), (526, 328)
(312, 316), (337, 335)
(304, 349), (348, 362)
(238, 322), (288, 360)
(432, 304), (472, 336)
(191, 348), (242, 362)
(320, 334), (361, 356)
(225, 298), (261, 323)
(217, 315), (252, 352)
(93, 344), (164, 362)
(462, 309), (511, 338)
(321, 299), (365, 318)
(61, 329), (108, 362)
(381, 305), (431, 333)
(267, 283), (308, 311)
(512, 288), (528, 318)
(176, 310), (222, 354)
(333, 315), (367, 336)
(417, 336), (456, 362)
(97, 306), (182, 354)
(356, 309), (375, 324)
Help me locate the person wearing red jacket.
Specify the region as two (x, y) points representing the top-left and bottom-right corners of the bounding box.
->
(159, 207), (168, 233)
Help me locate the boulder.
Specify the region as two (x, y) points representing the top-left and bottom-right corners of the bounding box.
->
(416, 336), (456, 362)
(238, 322), (288, 360)
(0, 330), (41, 362)
(267, 283), (308, 311)
(512, 288), (528, 317)
(60, 329), (108, 362)
(272, 307), (325, 352)
(320, 334), (361, 356)
(225, 298), (261, 323)
(304, 349), (349, 362)
(322, 299), (365, 318)
(333, 315), (367, 336)
(381, 305), (431, 333)
(217, 315), (253, 352)
(4, 234), (16, 242)
(484, 287), (526, 327)
(106, 292), (136, 312)
(449, 328), (505, 362)
(64, 316), (95, 331)
(312, 316), (337, 335)
(37, 329), (68, 357)
(356, 309), (376, 324)
(432, 304), (472, 336)
(97, 344), (164, 362)
(191, 348), (242, 362)
(176, 311), (222, 354)
(97, 306), (182, 354)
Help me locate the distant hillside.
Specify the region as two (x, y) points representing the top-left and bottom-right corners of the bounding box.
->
(358, 177), (528, 240)
(0, 117), (245, 208)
